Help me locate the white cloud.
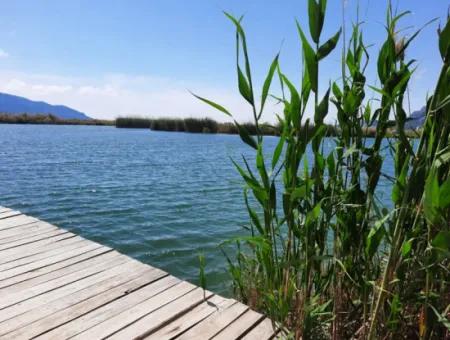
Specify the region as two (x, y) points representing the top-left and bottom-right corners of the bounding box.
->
(0, 70), (271, 122)
(0, 49), (9, 58)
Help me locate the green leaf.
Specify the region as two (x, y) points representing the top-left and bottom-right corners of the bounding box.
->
(439, 177), (450, 208)
(377, 36), (395, 84)
(291, 185), (307, 201)
(238, 66), (253, 104)
(191, 93), (232, 117)
(315, 87), (330, 124)
(366, 214), (390, 258)
(439, 18), (450, 60)
(231, 158), (260, 190)
(230, 235), (271, 252)
(401, 238), (413, 257)
(259, 54), (279, 118)
(256, 144), (269, 188)
(307, 0), (326, 44)
(234, 120), (257, 149)
(272, 134), (285, 170)
(392, 154), (410, 204)
(431, 231), (450, 254)
(281, 74), (301, 127)
(198, 254), (206, 292)
(318, 28), (342, 60)
(424, 169), (440, 224)
(244, 190), (264, 235)
(296, 20), (318, 93)
(332, 82), (342, 100)
(306, 202), (321, 226)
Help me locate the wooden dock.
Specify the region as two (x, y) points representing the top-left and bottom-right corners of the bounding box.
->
(0, 206), (277, 339)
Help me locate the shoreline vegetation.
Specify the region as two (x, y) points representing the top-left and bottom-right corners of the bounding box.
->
(193, 1), (450, 339)
(0, 113), (421, 138)
(0, 113), (113, 126)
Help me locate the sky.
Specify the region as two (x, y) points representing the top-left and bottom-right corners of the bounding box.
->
(0, 0), (447, 122)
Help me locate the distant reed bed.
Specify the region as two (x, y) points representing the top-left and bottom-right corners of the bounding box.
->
(116, 116), (340, 136)
(0, 113), (112, 126)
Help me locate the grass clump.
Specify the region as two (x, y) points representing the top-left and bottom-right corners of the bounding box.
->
(195, 1), (450, 339)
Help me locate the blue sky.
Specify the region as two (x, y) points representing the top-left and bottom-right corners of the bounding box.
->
(0, 0), (447, 121)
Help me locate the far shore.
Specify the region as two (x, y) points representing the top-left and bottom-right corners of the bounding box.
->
(0, 113), (422, 138)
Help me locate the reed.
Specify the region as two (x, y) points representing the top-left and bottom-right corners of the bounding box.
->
(195, 1), (450, 338)
(115, 117), (152, 128)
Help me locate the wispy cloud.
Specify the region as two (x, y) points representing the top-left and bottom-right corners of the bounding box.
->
(0, 49), (9, 58)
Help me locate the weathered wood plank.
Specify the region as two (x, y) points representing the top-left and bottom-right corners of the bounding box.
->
(145, 295), (235, 340)
(0, 251), (127, 310)
(0, 228), (69, 251)
(0, 215), (37, 230)
(70, 281), (200, 340)
(1, 267), (166, 338)
(240, 318), (277, 340)
(0, 247), (114, 294)
(36, 275), (181, 339)
(0, 245), (110, 289)
(0, 257), (145, 324)
(0, 235), (82, 265)
(0, 222), (57, 242)
(0, 241), (105, 280)
(0, 211), (22, 220)
(212, 308), (265, 339)
(0, 238), (93, 272)
(108, 288), (216, 340)
(177, 302), (248, 340)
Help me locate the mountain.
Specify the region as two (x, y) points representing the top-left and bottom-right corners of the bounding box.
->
(405, 106), (426, 130)
(0, 92), (91, 120)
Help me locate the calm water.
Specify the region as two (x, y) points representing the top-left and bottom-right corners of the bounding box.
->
(0, 124), (394, 294)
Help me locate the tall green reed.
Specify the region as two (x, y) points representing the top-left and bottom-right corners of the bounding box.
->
(195, 1), (450, 338)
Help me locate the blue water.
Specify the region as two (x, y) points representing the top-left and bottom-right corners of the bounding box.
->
(0, 124), (394, 294)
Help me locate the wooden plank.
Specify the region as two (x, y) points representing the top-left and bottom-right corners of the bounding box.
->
(145, 295), (235, 340)
(177, 301), (249, 340)
(1, 267), (166, 338)
(240, 318), (277, 340)
(0, 238), (94, 272)
(0, 247), (114, 294)
(0, 228), (69, 251)
(0, 208), (12, 214)
(0, 252), (127, 310)
(212, 309), (265, 339)
(0, 245), (111, 289)
(0, 257), (145, 324)
(0, 221), (57, 242)
(0, 235), (83, 265)
(107, 288), (216, 340)
(0, 225), (62, 246)
(37, 275), (181, 339)
(0, 241), (105, 280)
(0, 215), (37, 230)
(70, 281), (200, 340)
(0, 230), (77, 257)
(0, 211), (22, 220)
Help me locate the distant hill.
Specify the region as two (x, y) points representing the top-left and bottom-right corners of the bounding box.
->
(405, 106), (426, 130)
(0, 92), (90, 120)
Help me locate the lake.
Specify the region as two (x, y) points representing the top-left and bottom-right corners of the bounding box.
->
(0, 124), (394, 294)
